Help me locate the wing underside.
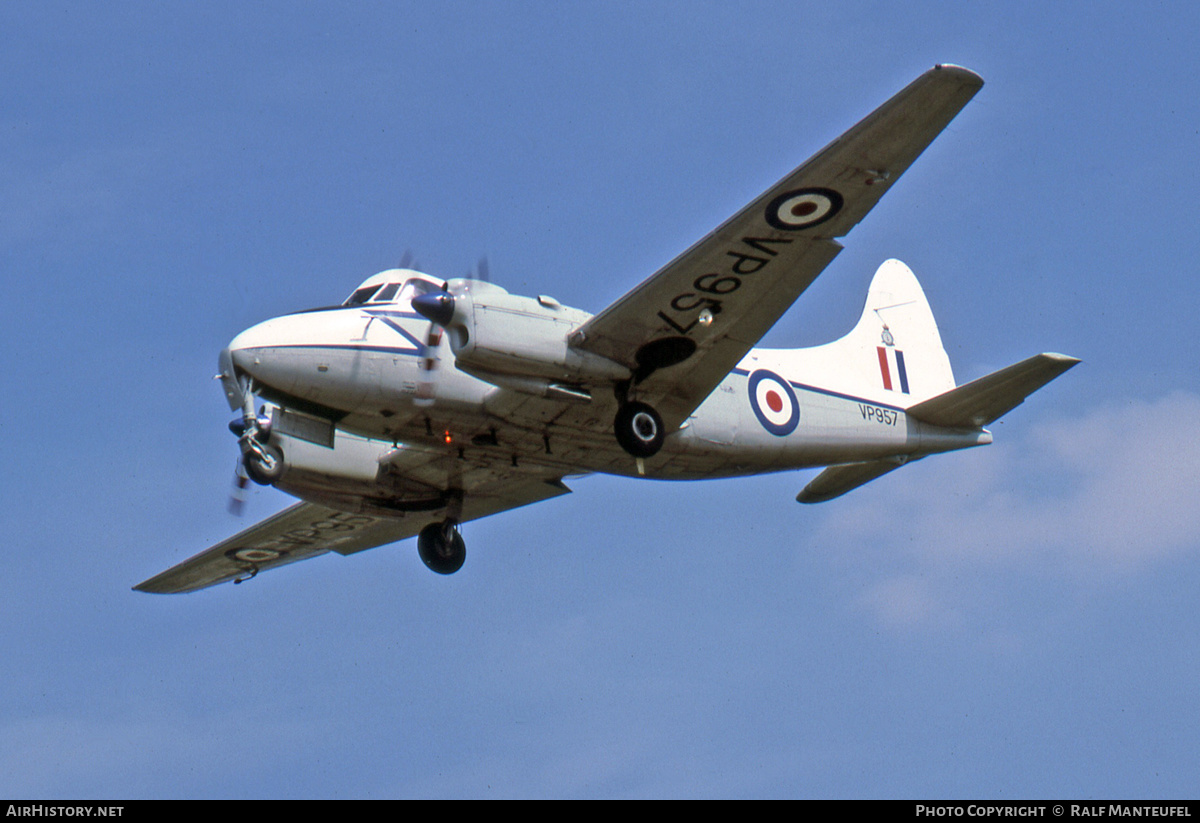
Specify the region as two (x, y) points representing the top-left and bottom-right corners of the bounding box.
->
(572, 65), (984, 428)
(135, 474), (571, 594)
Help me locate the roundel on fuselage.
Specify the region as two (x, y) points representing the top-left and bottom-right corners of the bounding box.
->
(747, 369), (799, 436)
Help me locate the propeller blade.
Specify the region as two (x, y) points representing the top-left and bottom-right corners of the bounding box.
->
(466, 256), (490, 283)
(414, 322), (443, 407)
(228, 459), (250, 516)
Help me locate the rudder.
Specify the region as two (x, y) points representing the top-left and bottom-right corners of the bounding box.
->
(782, 259), (956, 405)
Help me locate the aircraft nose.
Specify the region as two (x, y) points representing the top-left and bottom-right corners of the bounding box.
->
(226, 345), (258, 385)
(220, 315), (308, 395)
(412, 291), (455, 326)
(224, 322), (273, 374)
(217, 309), (378, 414)
(217, 317), (294, 410)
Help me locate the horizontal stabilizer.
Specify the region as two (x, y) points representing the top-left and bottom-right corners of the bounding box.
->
(906, 353), (1080, 429)
(796, 457), (917, 504)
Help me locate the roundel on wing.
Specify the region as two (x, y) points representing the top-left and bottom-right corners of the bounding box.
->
(747, 369), (800, 436)
(227, 547), (284, 564)
(765, 187), (843, 231)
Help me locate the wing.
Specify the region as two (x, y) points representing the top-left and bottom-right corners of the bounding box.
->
(570, 65), (984, 428)
(135, 475), (571, 594)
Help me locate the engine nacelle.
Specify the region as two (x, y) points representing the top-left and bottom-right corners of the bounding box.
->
(434, 280), (630, 386)
(263, 408), (446, 512)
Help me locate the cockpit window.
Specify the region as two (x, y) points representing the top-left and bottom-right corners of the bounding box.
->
(373, 282), (401, 302)
(343, 285), (382, 307)
(399, 278), (436, 302)
(343, 277), (436, 308)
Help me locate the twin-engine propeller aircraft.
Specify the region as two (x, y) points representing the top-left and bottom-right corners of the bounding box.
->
(135, 65), (1078, 594)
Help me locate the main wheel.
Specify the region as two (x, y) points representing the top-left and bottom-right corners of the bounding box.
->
(614, 402), (665, 458)
(243, 442), (285, 485)
(418, 521), (466, 575)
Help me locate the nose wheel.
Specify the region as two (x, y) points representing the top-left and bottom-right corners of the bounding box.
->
(614, 401), (665, 458)
(418, 520), (466, 574)
(242, 440), (284, 485)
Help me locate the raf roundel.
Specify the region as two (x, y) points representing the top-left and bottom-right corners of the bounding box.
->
(228, 547), (284, 564)
(765, 187), (844, 231)
(748, 369), (800, 436)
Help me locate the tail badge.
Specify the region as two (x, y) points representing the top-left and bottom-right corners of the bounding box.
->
(876, 345), (910, 393)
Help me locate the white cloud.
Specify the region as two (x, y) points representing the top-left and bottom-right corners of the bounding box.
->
(816, 393), (1200, 628)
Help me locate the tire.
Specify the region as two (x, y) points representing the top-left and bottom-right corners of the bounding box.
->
(614, 402), (665, 458)
(243, 442), (285, 485)
(417, 521), (466, 575)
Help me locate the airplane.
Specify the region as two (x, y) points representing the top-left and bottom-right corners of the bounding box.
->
(135, 64), (1079, 594)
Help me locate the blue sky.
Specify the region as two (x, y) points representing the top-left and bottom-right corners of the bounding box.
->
(4, 1), (1200, 798)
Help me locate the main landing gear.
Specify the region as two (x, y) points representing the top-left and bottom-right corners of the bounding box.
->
(418, 520), (466, 574)
(614, 401), (664, 458)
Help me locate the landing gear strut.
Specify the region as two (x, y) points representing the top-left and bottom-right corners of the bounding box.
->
(614, 401), (664, 458)
(418, 520), (466, 574)
(233, 377), (284, 485)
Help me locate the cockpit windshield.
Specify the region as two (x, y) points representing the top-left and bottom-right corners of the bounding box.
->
(398, 279), (436, 302)
(343, 284), (382, 306)
(343, 277), (436, 308)
(374, 282), (401, 302)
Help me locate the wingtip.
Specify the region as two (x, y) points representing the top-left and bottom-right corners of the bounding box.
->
(932, 63), (985, 86)
(133, 573), (197, 594)
(132, 581), (168, 594)
(1041, 352), (1083, 367)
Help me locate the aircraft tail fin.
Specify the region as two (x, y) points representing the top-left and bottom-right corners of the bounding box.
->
(906, 352), (1081, 428)
(783, 259), (956, 404)
(787, 262), (1080, 504)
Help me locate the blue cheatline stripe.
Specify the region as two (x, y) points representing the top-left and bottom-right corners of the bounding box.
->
(730, 367), (906, 412)
(895, 350), (910, 394)
(265, 343), (423, 356)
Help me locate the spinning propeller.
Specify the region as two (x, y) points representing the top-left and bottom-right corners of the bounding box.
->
(411, 256), (489, 407)
(225, 405), (273, 516)
(398, 249), (421, 271)
(228, 459), (250, 516)
(414, 299), (445, 407)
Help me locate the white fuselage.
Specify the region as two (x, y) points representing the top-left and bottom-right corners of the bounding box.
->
(220, 273), (987, 507)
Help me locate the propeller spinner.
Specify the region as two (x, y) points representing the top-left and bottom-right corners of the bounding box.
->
(411, 290), (456, 327)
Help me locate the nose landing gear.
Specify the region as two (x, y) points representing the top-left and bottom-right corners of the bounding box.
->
(232, 378), (284, 486)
